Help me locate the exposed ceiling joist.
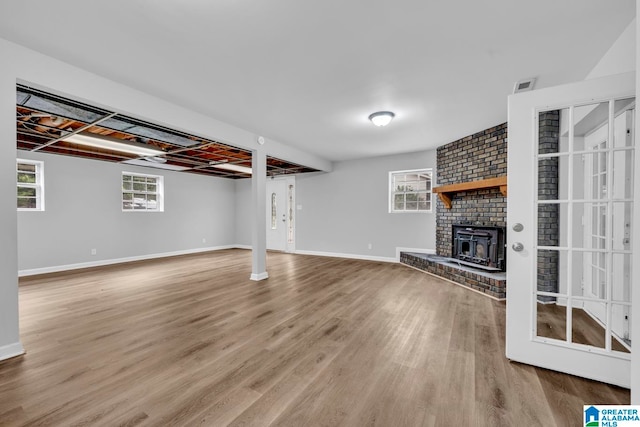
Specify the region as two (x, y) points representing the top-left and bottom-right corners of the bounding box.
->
(16, 86), (319, 179)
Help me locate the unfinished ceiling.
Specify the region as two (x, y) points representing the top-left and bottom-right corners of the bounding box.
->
(0, 1), (633, 162)
(16, 86), (318, 179)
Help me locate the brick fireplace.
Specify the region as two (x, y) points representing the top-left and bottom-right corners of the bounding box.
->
(436, 123), (508, 256)
(401, 123), (508, 299)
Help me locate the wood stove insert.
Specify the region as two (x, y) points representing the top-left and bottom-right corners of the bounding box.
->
(452, 224), (506, 272)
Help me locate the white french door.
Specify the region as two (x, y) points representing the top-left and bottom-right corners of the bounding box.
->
(507, 72), (634, 387)
(266, 177), (295, 252)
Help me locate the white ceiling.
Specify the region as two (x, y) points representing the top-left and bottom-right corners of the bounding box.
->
(0, 1), (634, 162)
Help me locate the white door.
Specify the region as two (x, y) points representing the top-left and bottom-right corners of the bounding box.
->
(507, 72), (634, 388)
(266, 177), (295, 252)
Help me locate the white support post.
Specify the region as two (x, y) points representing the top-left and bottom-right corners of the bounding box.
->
(250, 149), (268, 281)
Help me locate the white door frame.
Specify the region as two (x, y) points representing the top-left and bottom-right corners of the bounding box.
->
(506, 71), (635, 388)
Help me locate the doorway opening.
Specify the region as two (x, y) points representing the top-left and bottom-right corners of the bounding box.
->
(266, 176), (295, 252)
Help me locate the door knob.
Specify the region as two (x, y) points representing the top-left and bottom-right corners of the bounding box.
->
(512, 242), (524, 252)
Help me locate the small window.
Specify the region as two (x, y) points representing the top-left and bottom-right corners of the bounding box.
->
(17, 159), (44, 211)
(122, 172), (164, 212)
(389, 169), (432, 213)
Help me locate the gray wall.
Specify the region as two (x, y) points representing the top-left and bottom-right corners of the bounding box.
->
(234, 178), (252, 247)
(234, 150), (437, 259)
(295, 150), (437, 259)
(17, 150), (237, 272)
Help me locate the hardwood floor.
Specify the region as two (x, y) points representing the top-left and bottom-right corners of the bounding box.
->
(537, 303), (631, 353)
(0, 249), (629, 426)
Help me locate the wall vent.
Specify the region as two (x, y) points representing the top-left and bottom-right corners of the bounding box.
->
(513, 78), (536, 94)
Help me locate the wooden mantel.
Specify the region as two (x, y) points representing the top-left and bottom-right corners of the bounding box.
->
(432, 176), (507, 209)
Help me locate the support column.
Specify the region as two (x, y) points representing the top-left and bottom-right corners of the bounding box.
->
(250, 149), (268, 281)
(0, 73), (24, 361)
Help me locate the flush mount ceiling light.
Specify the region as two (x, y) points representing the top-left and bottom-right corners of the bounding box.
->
(63, 133), (165, 157)
(368, 111), (395, 127)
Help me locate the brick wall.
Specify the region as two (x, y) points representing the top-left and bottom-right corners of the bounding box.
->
(436, 123), (508, 257)
(537, 111), (560, 301)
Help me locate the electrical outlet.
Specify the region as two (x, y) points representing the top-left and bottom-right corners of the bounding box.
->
(202, 238), (206, 243)
(368, 243), (372, 250)
(91, 248), (97, 255)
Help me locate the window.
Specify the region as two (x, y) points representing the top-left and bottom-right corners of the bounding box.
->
(122, 172), (164, 211)
(389, 169), (432, 213)
(17, 159), (44, 211)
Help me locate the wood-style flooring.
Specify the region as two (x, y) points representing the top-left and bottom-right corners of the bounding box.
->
(0, 249), (629, 426)
(537, 303), (630, 353)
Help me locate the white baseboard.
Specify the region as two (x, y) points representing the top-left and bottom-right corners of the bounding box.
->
(395, 247), (436, 261)
(294, 250), (396, 263)
(18, 245), (242, 277)
(0, 342), (25, 362)
(250, 272), (269, 281)
(17, 245), (433, 277)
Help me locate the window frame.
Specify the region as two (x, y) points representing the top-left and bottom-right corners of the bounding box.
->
(388, 168), (433, 213)
(121, 171), (164, 212)
(17, 159), (45, 211)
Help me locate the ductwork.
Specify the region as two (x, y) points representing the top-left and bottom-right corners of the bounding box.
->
(34, 116), (66, 133)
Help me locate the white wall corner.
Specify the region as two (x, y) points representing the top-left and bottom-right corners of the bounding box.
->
(0, 342), (25, 362)
(586, 18), (636, 80)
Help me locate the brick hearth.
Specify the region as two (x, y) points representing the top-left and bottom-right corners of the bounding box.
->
(400, 252), (506, 299)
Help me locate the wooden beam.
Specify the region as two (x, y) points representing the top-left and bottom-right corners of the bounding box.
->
(432, 176), (507, 209)
(432, 176), (507, 194)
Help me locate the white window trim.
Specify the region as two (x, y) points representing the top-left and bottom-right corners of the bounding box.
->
(17, 159), (45, 211)
(388, 168), (433, 213)
(122, 171), (164, 212)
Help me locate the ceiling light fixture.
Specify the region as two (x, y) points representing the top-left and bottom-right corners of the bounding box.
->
(122, 159), (190, 171)
(63, 133), (165, 157)
(210, 162), (252, 175)
(368, 111), (395, 127)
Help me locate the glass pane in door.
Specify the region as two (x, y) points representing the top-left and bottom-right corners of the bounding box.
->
(271, 193), (277, 229)
(534, 99), (634, 354)
(570, 299), (606, 350)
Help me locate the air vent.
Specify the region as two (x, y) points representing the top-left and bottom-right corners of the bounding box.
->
(513, 78), (536, 94)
